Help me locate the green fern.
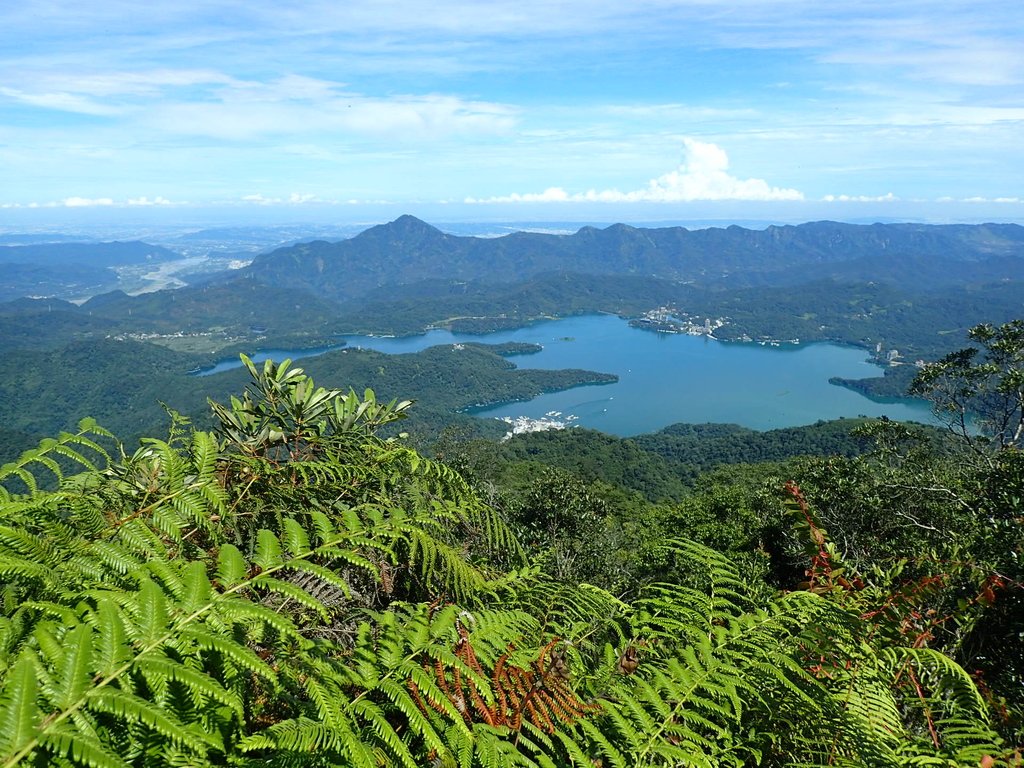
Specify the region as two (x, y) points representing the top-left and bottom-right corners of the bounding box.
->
(0, 419), (113, 501)
(2, 360), (1011, 768)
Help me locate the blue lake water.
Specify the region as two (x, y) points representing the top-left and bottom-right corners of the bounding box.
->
(196, 344), (346, 376)
(200, 315), (937, 435)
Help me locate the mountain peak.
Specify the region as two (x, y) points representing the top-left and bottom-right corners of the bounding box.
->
(380, 215), (445, 237)
(347, 215), (448, 248)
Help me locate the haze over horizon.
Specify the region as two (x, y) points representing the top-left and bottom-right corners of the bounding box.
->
(2, 1), (1022, 228)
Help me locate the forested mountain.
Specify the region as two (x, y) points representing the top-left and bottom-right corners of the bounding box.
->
(1, 212), (1021, 767)
(436, 419), (889, 503)
(0, 263), (118, 303)
(4, 216), (1022, 358)
(2, 216), (1023, 461)
(80, 277), (348, 337)
(244, 216), (1024, 301)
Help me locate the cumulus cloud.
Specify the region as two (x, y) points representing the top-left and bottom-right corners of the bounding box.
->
(0, 196), (183, 208)
(467, 139), (804, 204)
(958, 196), (1024, 204)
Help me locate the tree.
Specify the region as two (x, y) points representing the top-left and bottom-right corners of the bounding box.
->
(911, 319), (1024, 451)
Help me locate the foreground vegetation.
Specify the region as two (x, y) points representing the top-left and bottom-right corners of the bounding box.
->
(1, 323), (1021, 767)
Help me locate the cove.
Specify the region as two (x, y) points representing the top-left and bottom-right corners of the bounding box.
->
(335, 315), (936, 435)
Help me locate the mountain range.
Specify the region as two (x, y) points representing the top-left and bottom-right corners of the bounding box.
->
(242, 215), (1024, 301)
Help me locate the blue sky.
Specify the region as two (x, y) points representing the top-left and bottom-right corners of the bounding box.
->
(1, 0), (1022, 225)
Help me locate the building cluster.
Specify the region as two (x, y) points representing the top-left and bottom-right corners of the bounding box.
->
(499, 411), (578, 441)
(630, 307), (726, 336)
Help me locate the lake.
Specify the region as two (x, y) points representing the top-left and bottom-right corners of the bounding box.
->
(199, 315), (936, 435)
(340, 315), (937, 435)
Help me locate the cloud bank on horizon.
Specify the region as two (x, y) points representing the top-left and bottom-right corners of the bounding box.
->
(1, 1), (1022, 223)
(467, 139), (805, 204)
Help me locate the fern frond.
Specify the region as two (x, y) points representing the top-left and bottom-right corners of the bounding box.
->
(0, 422), (112, 500)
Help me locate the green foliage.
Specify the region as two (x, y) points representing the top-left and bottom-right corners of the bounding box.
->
(0, 357), (1017, 767)
(0, 418), (113, 499)
(911, 319), (1024, 449)
(207, 354), (413, 459)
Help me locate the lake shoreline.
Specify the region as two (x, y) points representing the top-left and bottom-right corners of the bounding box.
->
(187, 313), (937, 435)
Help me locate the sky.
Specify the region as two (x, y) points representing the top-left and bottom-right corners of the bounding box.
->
(1, 0), (1023, 227)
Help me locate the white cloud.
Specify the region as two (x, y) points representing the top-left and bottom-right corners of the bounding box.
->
(958, 196), (1024, 204)
(62, 196), (115, 207)
(4, 196), (183, 208)
(468, 139), (804, 204)
(822, 193), (898, 202)
(240, 192), (319, 205)
(126, 196), (175, 206)
(144, 82), (516, 141)
(0, 87), (123, 116)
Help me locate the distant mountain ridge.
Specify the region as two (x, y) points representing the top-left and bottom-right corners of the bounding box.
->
(0, 240), (179, 267)
(0, 240), (183, 302)
(244, 216), (1024, 301)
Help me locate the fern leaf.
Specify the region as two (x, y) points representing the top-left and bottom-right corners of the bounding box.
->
(252, 576), (330, 620)
(178, 561), (213, 615)
(130, 579), (170, 647)
(53, 624), (94, 713)
(578, 717), (628, 768)
(352, 696), (421, 768)
(212, 597), (301, 639)
(253, 529), (284, 571)
(0, 650), (40, 758)
(216, 544), (247, 587)
(86, 687), (212, 754)
(0, 554), (50, 585)
(36, 727), (131, 768)
(134, 653), (242, 714)
(284, 560), (353, 601)
(90, 598), (131, 680)
(174, 625), (277, 682)
(281, 517), (310, 557)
